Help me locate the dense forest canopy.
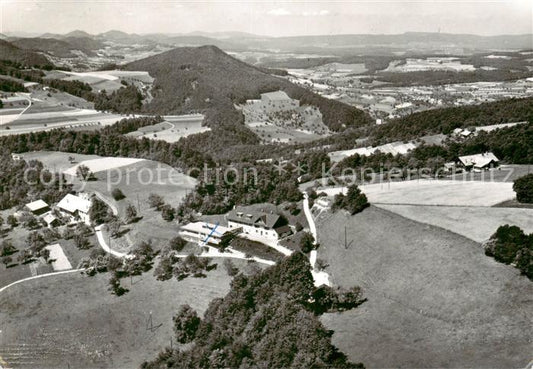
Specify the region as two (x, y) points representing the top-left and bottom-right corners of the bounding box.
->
(370, 97), (533, 143)
(0, 154), (71, 210)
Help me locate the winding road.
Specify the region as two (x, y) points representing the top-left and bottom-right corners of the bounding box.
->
(302, 192), (331, 287)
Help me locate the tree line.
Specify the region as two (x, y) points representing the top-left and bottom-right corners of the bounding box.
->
(0, 153), (71, 210)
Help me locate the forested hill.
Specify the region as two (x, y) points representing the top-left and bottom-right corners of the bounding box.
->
(0, 39), (52, 68)
(124, 45), (371, 131)
(11, 37), (103, 58)
(370, 97), (533, 143)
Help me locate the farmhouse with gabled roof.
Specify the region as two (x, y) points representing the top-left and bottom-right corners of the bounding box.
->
(458, 152), (499, 171)
(57, 193), (92, 224)
(227, 207), (291, 244)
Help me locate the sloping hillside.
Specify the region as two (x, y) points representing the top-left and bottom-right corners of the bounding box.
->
(318, 206), (533, 368)
(124, 45), (371, 131)
(0, 39), (51, 67)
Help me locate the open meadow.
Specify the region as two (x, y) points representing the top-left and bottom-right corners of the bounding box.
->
(44, 70), (154, 93)
(0, 266), (234, 368)
(316, 206), (533, 368)
(126, 114), (209, 142)
(319, 179), (516, 206)
(375, 204), (533, 243)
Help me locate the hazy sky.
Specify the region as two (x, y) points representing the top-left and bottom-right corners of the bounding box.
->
(1, 0), (532, 37)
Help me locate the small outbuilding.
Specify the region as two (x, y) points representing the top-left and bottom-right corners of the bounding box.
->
(43, 213), (61, 228)
(25, 199), (50, 216)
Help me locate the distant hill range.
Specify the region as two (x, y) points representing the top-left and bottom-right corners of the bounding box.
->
(0, 39), (51, 67)
(16, 30), (530, 54)
(124, 45), (370, 131)
(9, 37), (104, 58)
(26, 30), (533, 53)
(248, 32), (533, 52)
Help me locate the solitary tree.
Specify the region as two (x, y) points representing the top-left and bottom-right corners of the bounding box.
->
(161, 205), (175, 221)
(89, 198), (110, 225)
(111, 188), (126, 201)
(1, 241), (16, 256)
(169, 236), (187, 252)
(108, 218), (122, 238)
(300, 232), (316, 253)
(125, 203), (138, 223)
(2, 256), (12, 267)
(513, 174), (533, 203)
(76, 164), (95, 181)
(7, 215), (17, 228)
(148, 193), (165, 209)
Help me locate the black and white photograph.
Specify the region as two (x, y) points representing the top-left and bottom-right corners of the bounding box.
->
(0, 0), (532, 368)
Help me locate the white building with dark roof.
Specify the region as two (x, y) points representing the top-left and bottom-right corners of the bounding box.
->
(227, 207), (291, 245)
(57, 194), (92, 224)
(458, 152), (499, 171)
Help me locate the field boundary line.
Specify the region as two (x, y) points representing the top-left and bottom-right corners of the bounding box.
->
(372, 204), (488, 245)
(0, 269), (83, 295)
(372, 202), (496, 208)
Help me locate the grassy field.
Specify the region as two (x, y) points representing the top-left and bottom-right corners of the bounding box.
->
(320, 179), (516, 207)
(449, 164), (533, 182)
(126, 115), (208, 143)
(78, 158), (196, 250)
(375, 204), (533, 243)
(316, 206), (533, 368)
(19, 151), (103, 172)
(0, 265), (235, 369)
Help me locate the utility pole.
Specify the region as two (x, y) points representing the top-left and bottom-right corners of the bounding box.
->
(148, 310), (153, 331)
(137, 194), (141, 212)
(344, 226), (354, 249)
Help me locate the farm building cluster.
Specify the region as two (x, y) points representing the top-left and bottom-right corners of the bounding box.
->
(21, 193), (92, 229)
